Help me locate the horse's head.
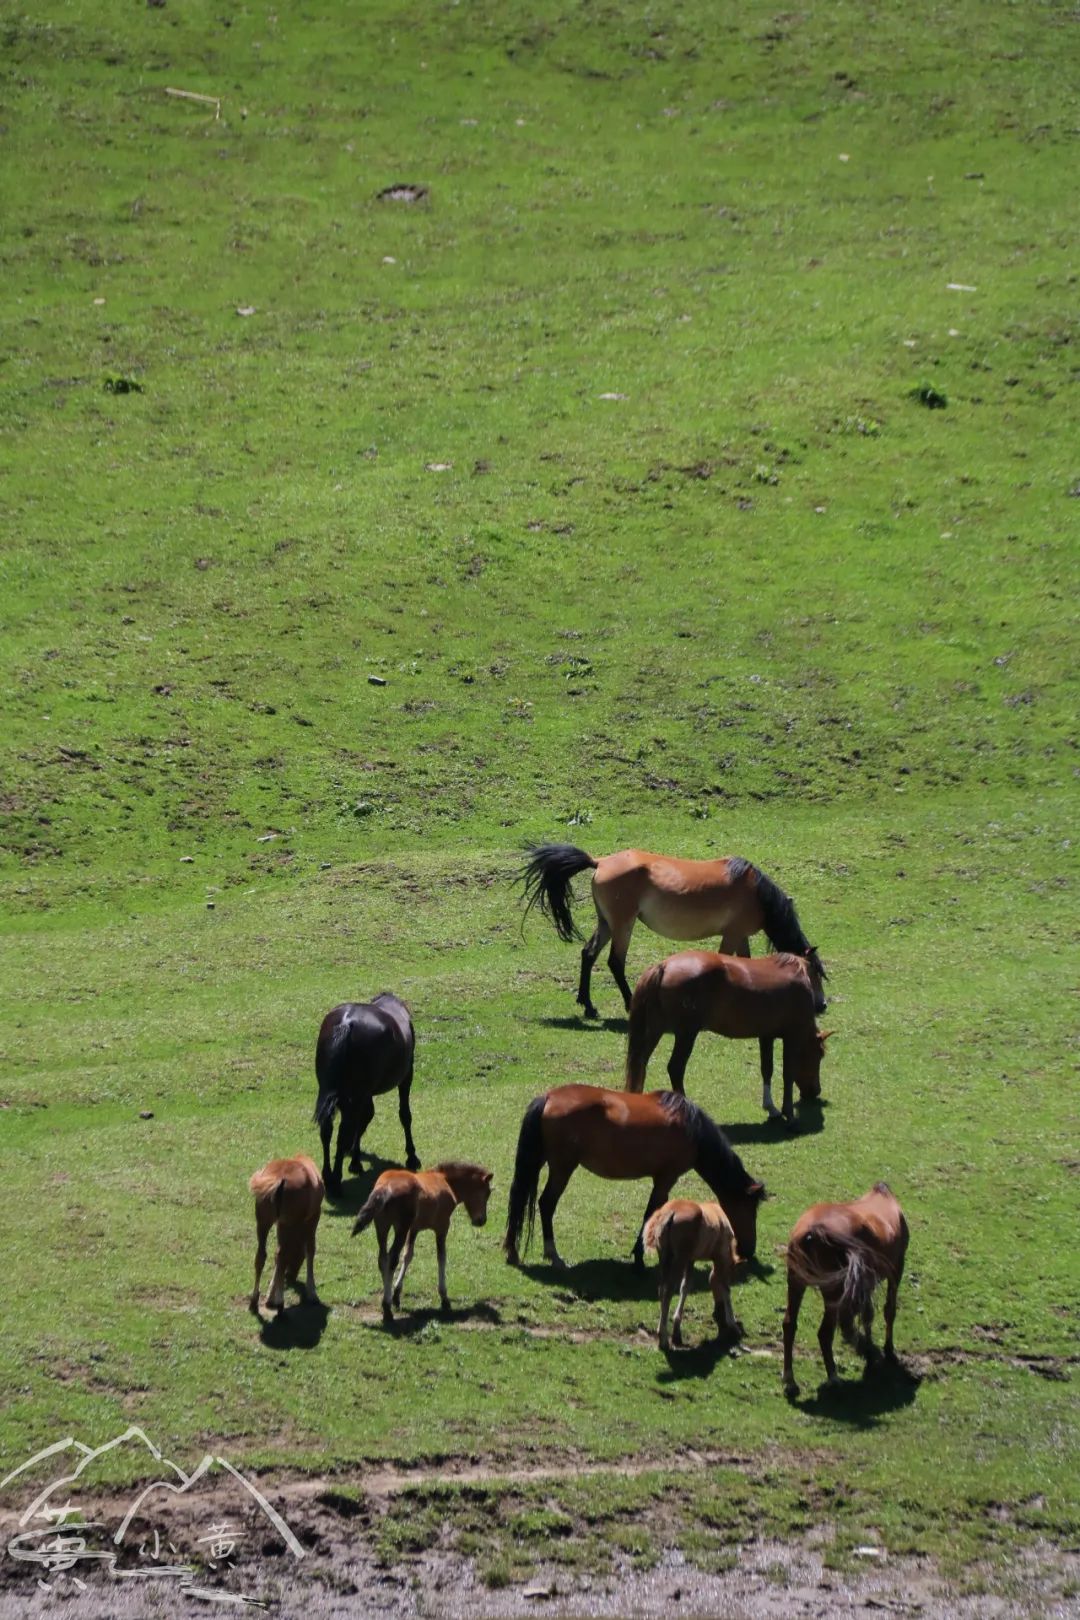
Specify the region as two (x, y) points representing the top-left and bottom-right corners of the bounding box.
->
(729, 1180), (767, 1262)
(459, 1166), (495, 1224)
(804, 946), (828, 1016)
(796, 1028), (834, 1100)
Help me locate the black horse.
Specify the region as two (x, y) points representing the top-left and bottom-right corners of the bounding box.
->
(314, 994), (420, 1194)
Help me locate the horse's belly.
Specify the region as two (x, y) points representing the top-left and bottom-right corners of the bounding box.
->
(638, 892), (736, 942)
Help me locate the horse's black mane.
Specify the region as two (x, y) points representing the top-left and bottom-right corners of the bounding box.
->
(657, 1091), (757, 1197)
(728, 856), (812, 957)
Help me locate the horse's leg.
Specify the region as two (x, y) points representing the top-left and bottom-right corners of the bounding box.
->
(858, 1295), (879, 1366)
(266, 1239), (289, 1313)
(633, 1181), (671, 1270)
(760, 1038), (782, 1119)
(780, 1039), (797, 1129)
(303, 1218), (319, 1305)
(782, 1276), (805, 1395)
(883, 1255), (905, 1360)
(578, 913), (611, 1020)
(384, 1223), (410, 1318)
(671, 1264), (692, 1348)
(606, 919), (635, 1012)
(250, 1210), (272, 1312)
(710, 1262), (739, 1339)
(397, 1060), (420, 1170)
(435, 1230), (451, 1312)
(376, 1223), (393, 1317)
(319, 1111), (336, 1190)
(391, 1229), (417, 1310)
(332, 1103), (357, 1190)
(818, 1300), (840, 1386)
(347, 1094), (375, 1175)
(538, 1160), (574, 1268)
(667, 1031), (698, 1096)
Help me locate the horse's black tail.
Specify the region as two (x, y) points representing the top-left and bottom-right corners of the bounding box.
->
(625, 962), (664, 1092)
(313, 1088), (339, 1129)
(503, 1094), (548, 1262)
(314, 1014), (353, 1125)
(519, 844), (598, 943)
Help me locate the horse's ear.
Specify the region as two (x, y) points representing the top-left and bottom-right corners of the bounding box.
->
(749, 1181), (767, 1202)
(484, 1171), (494, 1185)
(820, 1029), (835, 1042)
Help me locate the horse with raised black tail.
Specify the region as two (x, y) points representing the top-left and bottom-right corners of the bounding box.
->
(519, 843), (826, 1020)
(314, 993), (419, 1194)
(502, 1082), (766, 1271)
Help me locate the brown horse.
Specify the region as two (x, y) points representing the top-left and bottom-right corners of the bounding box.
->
(520, 844), (826, 1020)
(643, 1198), (741, 1350)
(249, 1155), (324, 1314)
(353, 1162), (494, 1319)
(782, 1183), (909, 1396)
(502, 1084), (766, 1270)
(625, 950), (832, 1127)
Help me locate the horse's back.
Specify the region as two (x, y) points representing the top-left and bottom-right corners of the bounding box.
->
(250, 1154), (323, 1222)
(316, 997), (413, 1090)
(643, 949), (814, 1035)
(542, 1084), (695, 1180)
(791, 1185), (906, 1256)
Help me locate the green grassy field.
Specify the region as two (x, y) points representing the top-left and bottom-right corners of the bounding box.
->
(2, 0), (1078, 1598)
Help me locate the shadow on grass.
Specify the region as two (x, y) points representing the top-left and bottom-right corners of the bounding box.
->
(323, 1153), (401, 1215)
(537, 1015), (629, 1035)
(517, 1255), (658, 1303)
(787, 1357), (922, 1428)
(257, 1300), (331, 1351)
(720, 1098), (828, 1145)
(655, 1330), (746, 1383)
(367, 1301), (503, 1337)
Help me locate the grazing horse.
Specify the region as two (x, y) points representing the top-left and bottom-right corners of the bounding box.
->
(643, 1199), (741, 1350)
(352, 1162), (494, 1319)
(782, 1183), (909, 1396)
(248, 1154), (324, 1314)
(625, 950), (832, 1127)
(314, 994), (419, 1194)
(502, 1084), (765, 1270)
(520, 844), (827, 1020)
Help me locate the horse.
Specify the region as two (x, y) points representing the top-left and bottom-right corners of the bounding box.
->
(248, 1154), (324, 1314)
(314, 994), (419, 1194)
(520, 844), (827, 1020)
(352, 1162), (494, 1319)
(782, 1183), (909, 1397)
(502, 1083), (766, 1271)
(625, 950), (832, 1127)
(643, 1198), (742, 1350)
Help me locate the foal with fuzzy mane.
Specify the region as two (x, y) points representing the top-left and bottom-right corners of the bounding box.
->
(644, 1198), (742, 1350)
(249, 1154), (324, 1314)
(352, 1161), (493, 1319)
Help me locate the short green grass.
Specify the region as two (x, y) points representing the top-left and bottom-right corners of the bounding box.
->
(1, 0), (1077, 1590)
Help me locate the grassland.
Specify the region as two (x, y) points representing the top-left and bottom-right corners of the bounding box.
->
(1, 0), (1077, 1604)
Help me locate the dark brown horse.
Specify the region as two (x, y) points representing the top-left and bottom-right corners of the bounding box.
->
(782, 1183), (909, 1397)
(502, 1083), (766, 1270)
(625, 950), (831, 1127)
(314, 994), (419, 1194)
(520, 844), (826, 1020)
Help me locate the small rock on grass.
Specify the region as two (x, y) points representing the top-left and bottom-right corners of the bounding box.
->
(139, 1110), (154, 1120)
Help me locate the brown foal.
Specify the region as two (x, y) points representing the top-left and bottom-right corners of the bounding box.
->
(644, 1198), (742, 1350)
(782, 1183), (909, 1396)
(352, 1162), (494, 1319)
(249, 1154), (324, 1314)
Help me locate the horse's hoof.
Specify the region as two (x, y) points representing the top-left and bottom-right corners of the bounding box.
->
(248, 1295), (261, 1315)
(505, 1248), (520, 1267)
(406, 1156), (421, 1172)
(382, 1303), (394, 1322)
(581, 1003), (599, 1020)
(782, 1378), (800, 1400)
(672, 1328), (683, 1348)
(348, 1159), (362, 1175)
(440, 1299), (452, 1316)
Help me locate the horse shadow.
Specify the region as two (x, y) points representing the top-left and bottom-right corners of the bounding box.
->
(323, 1153), (401, 1215)
(655, 1333), (745, 1383)
(788, 1357), (922, 1428)
(519, 1256), (658, 1304)
(257, 1299), (331, 1351)
(538, 1016), (629, 1035)
(720, 1099), (828, 1145)
(369, 1301), (503, 1337)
